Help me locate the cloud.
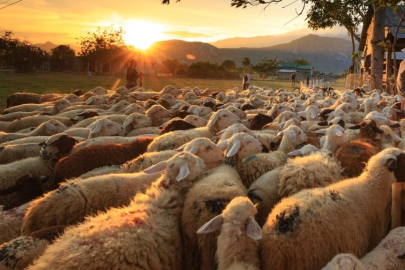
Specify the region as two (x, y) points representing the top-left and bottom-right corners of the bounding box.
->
(163, 30), (212, 38)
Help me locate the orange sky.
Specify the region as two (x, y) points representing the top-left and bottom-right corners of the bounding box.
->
(1, 0), (346, 50)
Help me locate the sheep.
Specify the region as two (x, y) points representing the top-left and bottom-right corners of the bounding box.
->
(322, 226), (405, 270)
(52, 137), (154, 187)
(0, 136), (84, 148)
(27, 152), (206, 270)
(71, 135), (157, 153)
(21, 171), (160, 235)
(64, 118), (123, 139)
(147, 109), (241, 152)
(247, 167), (282, 227)
(3, 103), (49, 115)
(278, 153), (344, 199)
(70, 114), (126, 128)
(0, 203), (31, 245)
(184, 114), (208, 127)
(0, 111), (42, 122)
(159, 119), (196, 135)
(312, 124), (346, 154)
(0, 174), (46, 211)
(197, 196), (262, 270)
(6, 115), (73, 133)
(181, 164), (247, 270)
(0, 119), (67, 143)
(260, 148), (405, 270)
(120, 150), (178, 173)
(250, 114), (273, 130)
(0, 133), (78, 207)
(145, 104), (172, 126)
(6, 92), (42, 108)
(0, 236), (49, 270)
(0, 143), (42, 164)
(235, 125), (308, 187)
(120, 103), (145, 115)
(379, 124), (402, 149)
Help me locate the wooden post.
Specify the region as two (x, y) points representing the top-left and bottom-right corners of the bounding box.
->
(391, 182), (405, 230)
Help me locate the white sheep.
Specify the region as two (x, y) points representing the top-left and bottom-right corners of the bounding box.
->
(27, 152), (206, 270)
(0, 143), (42, 164)
(145, 104), (172, 126)
(147, 109), (241, 152)
(181, 164), (247, 270)
(322, 226), (405, 270)
(260, 148), (405, 270)
(197, 196), (262, 270)
(21, 171), (160, 235)
(184, 114), (208, 127)
(64, 118), (123, 139)
(0, 203), (31, 245)
(0, 119), (67, 143)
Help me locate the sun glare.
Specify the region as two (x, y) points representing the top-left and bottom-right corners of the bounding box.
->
(124, 20), (166, 50)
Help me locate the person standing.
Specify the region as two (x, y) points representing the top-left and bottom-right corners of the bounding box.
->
(126, 59), (142, 89)
(396, 58), (405, 118)
(306, 73), (310, 87)
(291, 72), (296, 87)
(242, 69), (251, 90)
(87, 70), (92, 80)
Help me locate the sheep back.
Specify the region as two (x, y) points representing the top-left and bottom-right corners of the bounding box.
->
(0, 203), (30, 245)
(52, 137), (154, 187)
(278, 153), (344, 198)
(6, 92), (42, 108)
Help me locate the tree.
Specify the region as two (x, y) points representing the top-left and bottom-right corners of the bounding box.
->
(220, 60), (236, 70)
(251, 57), (278, 79)
(161, 58), (181, 74)
(78, 24), (128, 74)
(51, 45), (75, 72)
(241, 57), (251, 68)
(292, 58), (311, 65)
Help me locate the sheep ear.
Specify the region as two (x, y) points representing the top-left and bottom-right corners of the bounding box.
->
(176, 162), (190, 181)
(313, 129), (327, 134)
(174, 143), (187, 151)
(197, 214), (224, 234)
(186, 144), (199, 155)
(386, 157), (398, 172)
(143, 161), (167, 174)
(246, 216), (262, 240)
(288, 149), (302, 156)
(335, 130), (344, 136)
(216, 127), (228, 135)
(89, 121), (103, 134)
(217, 140), (228, 149)
(311, 112), (317, 119)
(207, 113), (220, 129)
(390, 123), (401, 128)
(348, 125), (360, 130)
(122, 117), (133, 128)
(85, 96), (95, 105)
(288, 132), (296, 142)
(392, 134), (402, 142)
(373, 127), (384, 134)
(226, 140), (241, 157)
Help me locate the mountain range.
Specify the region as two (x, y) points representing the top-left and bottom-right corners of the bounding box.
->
(151, 34), (353, 73)
(35, 33), (353, 73)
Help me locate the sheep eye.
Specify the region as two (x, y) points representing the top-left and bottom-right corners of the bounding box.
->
(247, 141), (251, 144)
(107, 124), (113, 127)
(206, 146), (212, 150)
(55, 124), (59, 126)
(169, 164), (175, 168)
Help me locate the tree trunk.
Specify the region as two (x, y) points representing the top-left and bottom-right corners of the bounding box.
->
(371, 4), (385, 90)
(350, 28), (355, 74)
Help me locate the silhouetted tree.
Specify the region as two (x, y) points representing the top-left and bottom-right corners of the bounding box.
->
(51, 45), (75, 71)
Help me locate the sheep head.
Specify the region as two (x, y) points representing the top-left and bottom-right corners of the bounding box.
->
(220, 133), (262, 160)
(197, 196), (262, 240)
(39, 133), (79, 161)
(207, 109), (241, 133)
(184, 115), (208, 127)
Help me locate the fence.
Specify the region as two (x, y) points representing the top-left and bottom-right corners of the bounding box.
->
(345, 73), (397, 94)
(299, 75), (324, 88)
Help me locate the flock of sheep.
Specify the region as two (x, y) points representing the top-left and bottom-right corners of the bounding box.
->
(0, 83), (404, 270)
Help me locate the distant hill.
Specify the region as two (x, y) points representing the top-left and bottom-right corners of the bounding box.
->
(210, 27), (350, 48)
(33, 41), (80, 54)
(151, 34), (353, 73)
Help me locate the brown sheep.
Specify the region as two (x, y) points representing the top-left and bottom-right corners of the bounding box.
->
(52, 137), (154, 187)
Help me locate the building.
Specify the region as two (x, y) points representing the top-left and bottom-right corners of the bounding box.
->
(276, 63), (313, 80)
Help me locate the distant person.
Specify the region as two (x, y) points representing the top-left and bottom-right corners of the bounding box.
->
(87, 70), (92, 80)
(397, 58), (405, 118)
(306, 73), (310, 87)
(126, 59), (143, 89)
(291, 72), (296, 87)
(242, 69), (251, 90)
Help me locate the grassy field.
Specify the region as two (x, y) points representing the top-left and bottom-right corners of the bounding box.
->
(0, 71), (344, 111)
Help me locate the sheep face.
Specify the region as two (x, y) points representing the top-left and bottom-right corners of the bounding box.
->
(146, 105), (172, 119)
(65, 94), (82, 104)
(223, 133), (262, 159)
(279, 125), (308, 146)
(54, 99), (71, 112)
(161, 94), (177, 107)
(207, 109), (241, 132)
(123, 113), (152, 129)
(184, 115), (208, 127)
(227, 106), (246, 120)
(91, 86), (108, 95)
(123, 104), (145, 115)
(218, 123), (256, 143)
(39, 133), (78, 161)
(85, 96), (106, 105)
(161, 85), (180, 97)
(43, 120), (68, 135)
(177, 138), (224, 169)
(87, 119), (123, 138)
(366, 148), (404, 173)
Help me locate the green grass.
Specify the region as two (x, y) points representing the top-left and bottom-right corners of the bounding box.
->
(0, 71), (344, 111)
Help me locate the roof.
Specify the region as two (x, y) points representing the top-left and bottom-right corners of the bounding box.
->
(386, 6), (405, 39)
(388, 51), (405, 60)
(277, 63), (312, 70)
(277, 69), (297, 73)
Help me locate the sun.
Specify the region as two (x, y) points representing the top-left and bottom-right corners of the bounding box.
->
(124, 20), (166, 50)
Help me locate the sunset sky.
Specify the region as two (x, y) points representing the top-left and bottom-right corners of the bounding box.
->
(2, 0), (346, 50)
